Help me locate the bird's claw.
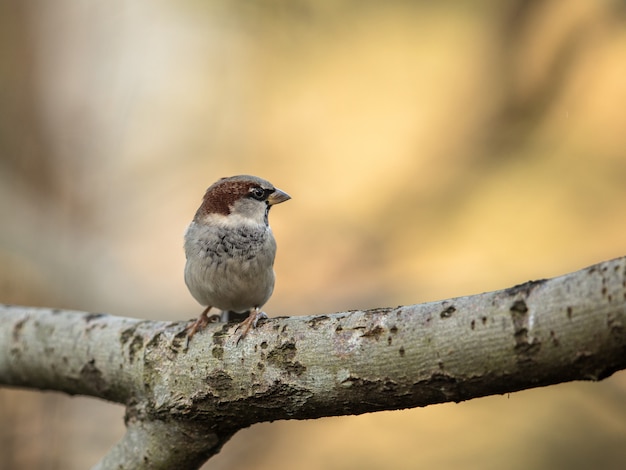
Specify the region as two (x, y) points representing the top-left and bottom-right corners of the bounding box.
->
(182, 306), (219, 351)
(235, 309), (267, 344)
(253, 311), (268, 327)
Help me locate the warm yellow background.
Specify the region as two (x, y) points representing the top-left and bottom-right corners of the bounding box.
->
(1, 1), (626, 469)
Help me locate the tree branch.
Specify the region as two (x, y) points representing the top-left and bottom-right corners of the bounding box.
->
(1, 256), (626, 469)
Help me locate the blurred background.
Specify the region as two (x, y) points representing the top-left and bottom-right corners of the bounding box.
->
(1, 0), (626, 468)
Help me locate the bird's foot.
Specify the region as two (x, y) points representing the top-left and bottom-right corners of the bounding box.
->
(183, 306), (219, 350)
(234, 308), (268, 344)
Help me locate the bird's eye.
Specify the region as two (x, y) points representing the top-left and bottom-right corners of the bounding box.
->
(250, 187), (266, 201)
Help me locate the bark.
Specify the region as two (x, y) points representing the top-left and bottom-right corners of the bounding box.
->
(1, 256), (626, 469)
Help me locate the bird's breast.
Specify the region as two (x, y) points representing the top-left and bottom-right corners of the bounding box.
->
(184, 221), (277, 311)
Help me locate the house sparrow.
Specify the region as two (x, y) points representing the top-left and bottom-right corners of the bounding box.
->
(184, 175), (290, 343)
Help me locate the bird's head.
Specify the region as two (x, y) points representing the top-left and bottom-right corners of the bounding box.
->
(195, 175), (290, 226)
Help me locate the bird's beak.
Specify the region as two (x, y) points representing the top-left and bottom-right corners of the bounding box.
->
(267, 188), (291, 205)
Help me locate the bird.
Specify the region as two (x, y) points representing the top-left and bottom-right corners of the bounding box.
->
(183, 175), (290, 344)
